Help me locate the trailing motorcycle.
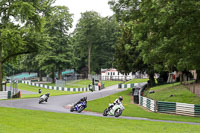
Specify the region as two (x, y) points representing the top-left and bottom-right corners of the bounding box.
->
(70, 100), (87, 113)
(103, 103), (125, 117)
(39, 93), (50, 104)
(70, 97), (87, 113)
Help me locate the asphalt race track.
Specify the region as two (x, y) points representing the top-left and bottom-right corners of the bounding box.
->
(0, 85), (124, 113)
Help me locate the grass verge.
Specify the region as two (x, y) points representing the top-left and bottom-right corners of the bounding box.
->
(85, 89), (200, 123)
(124, 78), (148, 84)
(17, 83), (80, 98)
(0, 107), (199, 133)
(145, 83), (200, 104)
(44, 80), (122, 88)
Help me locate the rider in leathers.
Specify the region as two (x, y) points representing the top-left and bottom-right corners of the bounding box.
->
(108, 96), (123, 110)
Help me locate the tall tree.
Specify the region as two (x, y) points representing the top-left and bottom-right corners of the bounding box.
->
(36, 6), (72, 83)
(137, 0), (200, 81)
(109, 0), (156, 85)
(74, 11), (102, 76)
(109, 0), (200, 84)
(73, 12), (120, 76)
(0, 0), (54, 91)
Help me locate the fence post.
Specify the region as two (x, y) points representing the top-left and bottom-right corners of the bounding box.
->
(155, 100), (158, 112)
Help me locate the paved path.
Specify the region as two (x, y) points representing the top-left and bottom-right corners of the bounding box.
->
(1, 85), (200, 125)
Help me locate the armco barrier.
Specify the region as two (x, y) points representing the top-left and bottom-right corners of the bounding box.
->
(139, 96), (156, 112)
(139, 96), (200, 117)
(0, 91), (11, 100)
(118, 83), (134, 88)
(195, 105), (200, 117)
(157, 101), (176, 114)
(118, 82), (148, 89)
(22, 80), (89, 92)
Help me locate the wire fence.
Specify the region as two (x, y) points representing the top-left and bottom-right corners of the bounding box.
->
(184, 81), (200, 97)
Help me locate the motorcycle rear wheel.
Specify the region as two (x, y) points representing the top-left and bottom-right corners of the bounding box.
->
(78, 106), (85, 113)
(114, 109), (122, 117)
(39, 101), (42, 104)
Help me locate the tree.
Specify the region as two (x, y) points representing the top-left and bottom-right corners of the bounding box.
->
(109, 0), (200, 84)
(74, 11), (102, 76)
(73, 12), (120, 76)
(36, 6), (73, 83)
(136, 0), (200, 82)
(0, 0), (54, 91)
(109, 0), (156, 85)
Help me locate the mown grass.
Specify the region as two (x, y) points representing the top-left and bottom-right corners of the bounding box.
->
(44, 80), (92, 88)
(44, 80), (122, 88)
(0, 107), (199, 133)
(145, 83), (200, 104)
(16, 83), (80, 98)
(124, 78), (148, 84)
(85, 89), (200, 123)
(148, 82), (181, 91)
(101, 80), (122, 87)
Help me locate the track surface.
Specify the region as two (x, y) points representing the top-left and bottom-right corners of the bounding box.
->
(1, 85), (200, 125)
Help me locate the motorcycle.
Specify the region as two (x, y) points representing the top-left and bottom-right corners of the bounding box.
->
(39, 93), (50, 104)
(70, 100), (87, 113)
(103, 103), (125, 117)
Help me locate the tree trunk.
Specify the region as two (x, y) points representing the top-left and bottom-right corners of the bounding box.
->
(0, 44), (2, 91)
(196, 70), (200, 83)
(51, 69), (55, 83)
(38, 71), (42, 81)
(88, 43), (91, 78)
(0, 61), (2, 91)
(58, 68), (62, 80)
(180, 71), (183, 83)
(149, 73), (155, 87)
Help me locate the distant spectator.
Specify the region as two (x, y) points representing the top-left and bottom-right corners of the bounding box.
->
(98, 82), (101, 90)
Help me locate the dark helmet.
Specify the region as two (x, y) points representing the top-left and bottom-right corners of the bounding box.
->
(119, 96), (123, 101)
(84, 97), (87, 101)
(46, 93), (50, 96)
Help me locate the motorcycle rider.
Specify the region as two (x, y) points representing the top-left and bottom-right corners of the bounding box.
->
(74, 97), (87, 106)
(108, 96), (123, 110)
(40, 93), (50, 102)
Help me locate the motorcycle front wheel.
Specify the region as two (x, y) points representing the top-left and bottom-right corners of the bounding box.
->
(70, 106), (74, 112)
(103, 108), (109, 116)
(114, 109), (122, 117)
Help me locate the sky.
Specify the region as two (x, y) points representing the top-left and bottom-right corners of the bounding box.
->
(54, 0), (114, 32)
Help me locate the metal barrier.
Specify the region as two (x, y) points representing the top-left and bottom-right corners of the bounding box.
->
(0, 91), (11, 99)
(140, 96), (156, 112)
(22, 80), (89, 92)
(133, 82), (200, 117)
(139, 95), (200, 117)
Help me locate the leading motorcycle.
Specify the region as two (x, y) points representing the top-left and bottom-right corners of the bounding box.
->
(103, 103), (125, 117)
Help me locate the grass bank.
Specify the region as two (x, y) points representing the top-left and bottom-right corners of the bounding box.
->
(124, 78), (148, 84)
(0, 107), (199, 133)
(145, 82), (200, 104)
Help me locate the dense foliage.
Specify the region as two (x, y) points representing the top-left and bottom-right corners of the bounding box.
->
(109, 0), (200, 84)
(72, 11), (120, 75)
(0, 0), (55, 90)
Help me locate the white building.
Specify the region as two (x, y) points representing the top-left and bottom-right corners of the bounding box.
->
(101, 68), (133, 81)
